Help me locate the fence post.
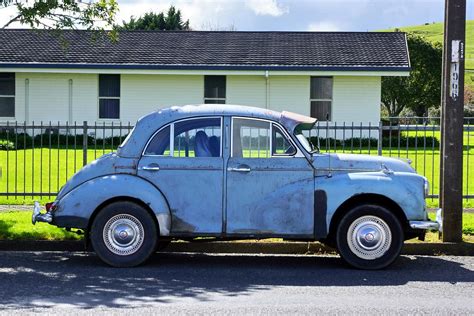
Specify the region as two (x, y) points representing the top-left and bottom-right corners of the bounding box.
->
(377, 120), (383, 156)
(83, 121), (88, 166)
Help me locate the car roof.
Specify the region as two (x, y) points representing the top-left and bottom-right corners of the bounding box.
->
(142, 104), (281, 122)
(118, 104), (315, 158)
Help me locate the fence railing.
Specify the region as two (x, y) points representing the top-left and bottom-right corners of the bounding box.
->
(0, 118), (472, 202)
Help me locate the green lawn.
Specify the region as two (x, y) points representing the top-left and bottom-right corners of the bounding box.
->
(381, 20), (474, 88)
(0, 211), (471, 241)
(0, 211), (81, 240)
(0, 148), (114, 204)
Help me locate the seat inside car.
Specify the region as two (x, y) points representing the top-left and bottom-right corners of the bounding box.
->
(195, 131), (213, 157)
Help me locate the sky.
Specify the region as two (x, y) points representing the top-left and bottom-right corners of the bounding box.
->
(1, 0), (473, 31)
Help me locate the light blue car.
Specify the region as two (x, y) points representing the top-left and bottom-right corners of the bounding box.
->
(33, 104), (440, 269)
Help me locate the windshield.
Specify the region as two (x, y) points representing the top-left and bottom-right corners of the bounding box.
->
(294, 129), (318, 153)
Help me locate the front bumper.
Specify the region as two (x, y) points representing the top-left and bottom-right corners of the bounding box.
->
(409, 208), (442, 232)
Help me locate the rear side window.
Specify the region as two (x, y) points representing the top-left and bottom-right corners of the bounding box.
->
(144, 126), (171, 155)
(144, 117), (222, 157)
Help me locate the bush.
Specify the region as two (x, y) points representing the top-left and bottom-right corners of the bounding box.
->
(0, 132), (129, 150)
(310, 136), (439, 150)
(0, 139), (14, 150)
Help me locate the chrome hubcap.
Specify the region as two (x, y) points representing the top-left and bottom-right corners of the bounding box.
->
(103, 214), (144, 256)
(347, 215), (392, 260)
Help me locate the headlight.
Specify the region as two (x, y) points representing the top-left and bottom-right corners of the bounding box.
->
(423, 178), (430, 198)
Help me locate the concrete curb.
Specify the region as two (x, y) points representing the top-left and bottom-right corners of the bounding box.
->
(0, 240), (473, 256)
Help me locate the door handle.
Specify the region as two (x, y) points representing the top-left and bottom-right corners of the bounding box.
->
(227, 166), (251, 172)
(140, 164), (160, 171)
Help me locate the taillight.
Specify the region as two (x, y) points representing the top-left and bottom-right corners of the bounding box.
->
(45, 202), (54, 212)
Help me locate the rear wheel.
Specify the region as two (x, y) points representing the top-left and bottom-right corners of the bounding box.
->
(91, 201), (158, 267)
(336, 204), (403, 270)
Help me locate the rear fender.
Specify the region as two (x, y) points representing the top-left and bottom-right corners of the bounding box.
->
(53, 174), (171, 236)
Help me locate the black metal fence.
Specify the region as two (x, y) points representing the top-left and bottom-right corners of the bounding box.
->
(0, 117), (472, 202)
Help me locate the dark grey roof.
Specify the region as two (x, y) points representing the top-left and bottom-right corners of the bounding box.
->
(0, 29), (410, 71)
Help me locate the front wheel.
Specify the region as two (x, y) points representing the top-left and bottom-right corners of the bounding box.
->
(90, 201), (158, 267)
(336, 204), (404, 270)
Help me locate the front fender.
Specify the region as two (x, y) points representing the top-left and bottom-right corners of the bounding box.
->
(316, 171), (426, 234)
(53, 174), (172, 236)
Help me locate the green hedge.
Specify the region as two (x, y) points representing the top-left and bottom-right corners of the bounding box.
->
(0, 132), (440, 151)
(310, 136), (440, 149)
(0, 132), (128, 150)
(0, 139), (14, 150)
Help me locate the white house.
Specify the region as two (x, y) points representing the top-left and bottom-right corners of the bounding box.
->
(0, 30), (410, 125)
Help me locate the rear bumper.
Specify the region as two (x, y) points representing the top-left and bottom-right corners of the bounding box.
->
(32, 201), (53, 225)
(409, 208), (442, 232)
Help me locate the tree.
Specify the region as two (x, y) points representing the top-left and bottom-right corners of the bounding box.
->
(465, 85), (474, 117)
(1, 0), (118, 32)
(118, 6), (190, 31)
(381, 34), (442, 117)
(200, 20), (237, 31)
(465, 85), (474, 106)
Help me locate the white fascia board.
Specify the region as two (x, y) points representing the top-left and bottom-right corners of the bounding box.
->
(0, 67), (410, 77)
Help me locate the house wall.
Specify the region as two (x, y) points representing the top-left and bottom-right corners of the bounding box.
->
(4, 73), (381, 126)
(332, 76), (381, 124)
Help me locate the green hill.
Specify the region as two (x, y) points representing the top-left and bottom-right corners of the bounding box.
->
(383, 20), (474, 87)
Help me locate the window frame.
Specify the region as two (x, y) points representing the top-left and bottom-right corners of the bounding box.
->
(97, 74), (121, 121)
(142, 116), (224, 158)
(204, 75), (226, 104)
(0, 73), (16, 119)
(230, 116), (299, 158)
(310, 76), (333, 122)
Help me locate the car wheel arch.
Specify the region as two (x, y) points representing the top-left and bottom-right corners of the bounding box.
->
(87, 196), (160, 235)
(327, 193), (408, 242)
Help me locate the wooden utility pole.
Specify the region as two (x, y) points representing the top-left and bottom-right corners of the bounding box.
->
(440, 0), (466, 242)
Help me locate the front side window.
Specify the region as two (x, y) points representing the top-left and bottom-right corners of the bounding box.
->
(99, 74), (120, 119)
(204, 75), (226, 104)
(232, 118), (296, 158)
(310, 77), (332, 121)
(0, 73), (15, 117)
(144, 118), (222, 157)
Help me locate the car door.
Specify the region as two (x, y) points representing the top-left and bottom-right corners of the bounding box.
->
(225, 117), (315, 237)
(137, 117), (224, 235)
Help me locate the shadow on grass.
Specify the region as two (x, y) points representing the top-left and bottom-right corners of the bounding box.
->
(0, 252), (472, 310)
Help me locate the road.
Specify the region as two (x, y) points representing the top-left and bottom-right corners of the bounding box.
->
(0, 252), (472, 315)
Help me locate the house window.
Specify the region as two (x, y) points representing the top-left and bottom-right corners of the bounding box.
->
(204, 75), (226, 104)
(0, 73), (15, 117)
(310, 77), (332, 121)
(99, 74), (120, 119)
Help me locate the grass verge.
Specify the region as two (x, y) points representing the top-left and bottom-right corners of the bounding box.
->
(0, 211), (472, 242)
(0, 211), (81, 240)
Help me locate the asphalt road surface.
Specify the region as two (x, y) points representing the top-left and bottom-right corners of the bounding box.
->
(0, 252), (472, 315)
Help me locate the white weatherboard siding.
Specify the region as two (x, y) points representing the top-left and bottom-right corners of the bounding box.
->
(332, 76), (381, 124)
(268, 76), (311, 116)
(121, 74), (203, 123)
(226, 76), (267, 108)
(13, 73), (97, 123)
(6, 73), (381, 130)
